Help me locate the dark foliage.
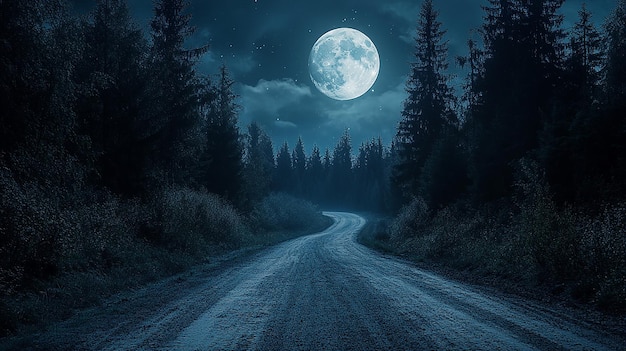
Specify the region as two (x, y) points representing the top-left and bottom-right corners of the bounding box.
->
(394, 0), (457, 201)
(198, 65), (244, 204)
(0, 0), (324, 337)
(381, 0), (626, 312)
(2, 0), (626, 337)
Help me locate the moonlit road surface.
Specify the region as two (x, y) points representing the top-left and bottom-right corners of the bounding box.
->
(34, 212), (622, 350)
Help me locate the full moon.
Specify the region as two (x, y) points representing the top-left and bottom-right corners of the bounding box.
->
(309, 28), (380, 100)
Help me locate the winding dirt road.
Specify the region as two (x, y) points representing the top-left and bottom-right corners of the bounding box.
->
(25, 212), (623, 350)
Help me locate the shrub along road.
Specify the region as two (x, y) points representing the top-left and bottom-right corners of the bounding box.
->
(15, 212), (624, 350)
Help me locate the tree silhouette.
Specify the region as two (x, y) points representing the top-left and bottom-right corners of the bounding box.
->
(539, 3), (603, 201)
(291, 137), (307, 196)
(354, 138), (387, 211)
(330, 130), (353, 206)
(200, 65), (243, 202)
(242, 122), (274, 205)
(144, 0), (207, 186)
(469, 0), (565, 200)
(75, 0), (147, 196)
(305, 145), (325, 204)
(604, 0), (626, 107)
(394, 0), (455, 200)
(274, 142), (293, 193)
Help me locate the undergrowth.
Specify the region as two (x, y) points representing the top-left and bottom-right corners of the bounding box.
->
(0, 182), (328, 338)
(361, 160), (626, 313)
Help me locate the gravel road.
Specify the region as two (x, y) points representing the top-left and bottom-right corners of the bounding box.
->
(22, 212), (624, 350)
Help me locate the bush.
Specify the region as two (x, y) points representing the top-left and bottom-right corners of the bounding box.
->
(66, 194), (142, 272)
(372, 158), (626, 312)
(388, 197), (429, 248)
(0, 166), (67, 291)
(577, 204), (626, 310)
(251, 192), (325, 233)
(147, 187), (250, 254)
(513, 159), (581, 283)
(0, 160), (145, 335)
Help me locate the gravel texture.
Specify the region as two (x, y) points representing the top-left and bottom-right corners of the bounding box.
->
(16, 212), (625, 350)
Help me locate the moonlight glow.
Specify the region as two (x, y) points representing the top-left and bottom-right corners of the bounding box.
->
(308, 28), (380, 100)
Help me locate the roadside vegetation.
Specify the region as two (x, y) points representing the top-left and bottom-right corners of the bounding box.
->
(359, 161), (626, 313)
(355, 0), (626, 316)
(3, 0), (626, 341)
(0, 185), (328, 337)
(0, 1), (332, 338)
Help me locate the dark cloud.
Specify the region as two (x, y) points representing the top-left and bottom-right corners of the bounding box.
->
(240, 78), (313, 126)
(68, 0), (616, 153)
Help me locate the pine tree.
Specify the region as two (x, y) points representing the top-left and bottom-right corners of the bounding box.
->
(330, 130), (353, 206)
(385, 140), (403, 212)
(469, 0), (565, 200)
(75, 0), (147, 196)
(419, 130), (469, 208)
(600, 0), (626, 197)
(0, 1), (76, 154)
(457, 36), (484, 118)
(540, 4), (603, 200)
(604, 0), (626, 106)
(0, 0), (86, 284)
(322, 148), (332, 203)
(394, 0), (455, 199)
(274, 142), (292, 193)
(568, 3), (603, 103)
(305, 145), (325, 203)
(354, 142), (369, 208)
(200, 65), (243, 202)
(242, 122), (274, 205)
(143, 0), (207, 186)
(518, 0), (565, 74)
(0, 1), (85, 186)
(354, 138), (387, 211)
(291, 137), (306, 196)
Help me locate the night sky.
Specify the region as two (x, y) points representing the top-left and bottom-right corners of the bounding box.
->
(71, 0), (614, 153)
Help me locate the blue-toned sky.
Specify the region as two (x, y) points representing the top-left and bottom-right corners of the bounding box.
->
(71, 0), (615, 153)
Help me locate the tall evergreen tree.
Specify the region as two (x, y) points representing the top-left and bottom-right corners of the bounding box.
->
(540, 3), (603, 200)
(0, 0), (84, 186)
(75, 0), (147, 196)
(394, 0), (455, 200)
(457, 37), (484, 115)
(242, 122), (274, 205)
(291, 137), (307, 196)
(354, 138), (387, 211)
(604, 0), (626, 107)
(518, 0), (565, 75)
(0, 1), (76, 155)
(0, 0), (86, 285)
(568, 4), (603, 103)
(322, 147), (332, 202)
(143, 0), (207, 186)
(200, 65), (243, 202)
(600, 0), (626, 197)
(274, 142), (292, 193)
(305, 145), (325, 203)
(419, 130), (469, 209)
(469, 0), (565, 200)
(330, 130), (353, 206)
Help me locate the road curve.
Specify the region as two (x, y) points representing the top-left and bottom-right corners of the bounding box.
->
(28, 212), (622, 350)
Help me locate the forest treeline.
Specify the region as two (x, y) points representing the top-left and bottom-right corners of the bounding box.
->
(363, 0), (626, 313)
(2, 0), (626, 337)
(0, 0), (333, 336)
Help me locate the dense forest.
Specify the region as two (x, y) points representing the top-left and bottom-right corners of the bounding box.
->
(375, 0), (626, 314)
(1, 0), (626, 337)
(0, 0), (332, 336)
